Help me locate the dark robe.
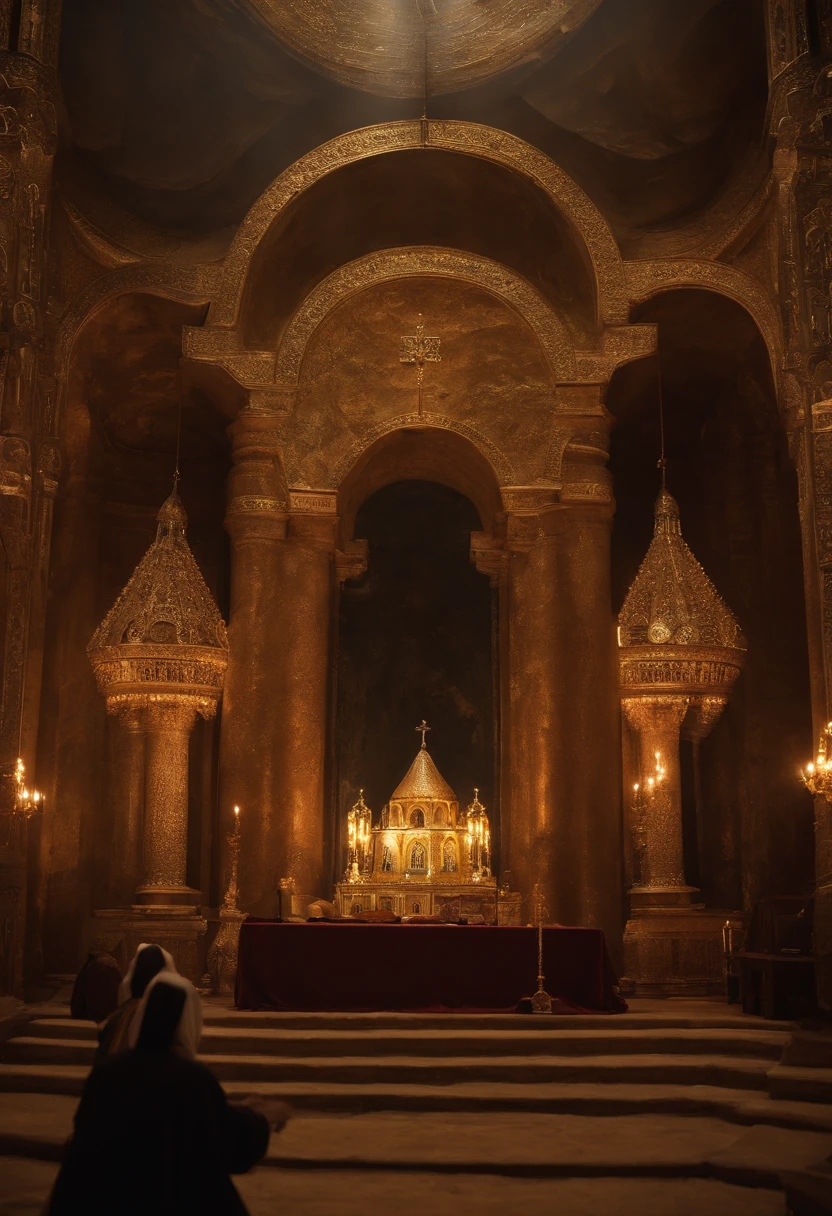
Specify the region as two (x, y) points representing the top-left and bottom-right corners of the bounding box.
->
(47, 1023), (269, 1214)
(69, 953), (122, 1023)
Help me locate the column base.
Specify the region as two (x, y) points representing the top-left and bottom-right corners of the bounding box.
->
(629, 885), (700, 910)
(88, 906), (208, 983)
(134, 885), (203, 908)
(620, 906), (740, 996)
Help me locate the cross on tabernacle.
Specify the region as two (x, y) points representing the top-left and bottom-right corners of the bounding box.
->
(416, 719), (431, 749)
(400, 314), (441, 417)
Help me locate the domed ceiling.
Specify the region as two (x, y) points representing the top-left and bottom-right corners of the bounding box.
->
(242, 0), (602, 96)
(58, 0), (767, 241)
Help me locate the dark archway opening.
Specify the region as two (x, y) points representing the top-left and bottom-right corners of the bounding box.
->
(608, 289), (813, 912)
(333, 480), (496, 886)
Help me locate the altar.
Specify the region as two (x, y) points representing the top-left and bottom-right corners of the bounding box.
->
(234, 921), (627, 1013)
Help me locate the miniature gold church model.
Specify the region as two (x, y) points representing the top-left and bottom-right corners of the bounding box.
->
(336, 723), (504, 921)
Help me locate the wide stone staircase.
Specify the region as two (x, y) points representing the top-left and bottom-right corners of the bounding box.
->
(2, 999), (832, 1215)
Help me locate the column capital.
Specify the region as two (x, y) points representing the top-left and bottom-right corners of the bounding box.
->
(622, 695), (689, 736)
(225, 408), (289, 541)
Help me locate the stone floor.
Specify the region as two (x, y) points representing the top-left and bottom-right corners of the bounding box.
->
(0, 997), (830, 1214)
(0, 1156), (791, 1216)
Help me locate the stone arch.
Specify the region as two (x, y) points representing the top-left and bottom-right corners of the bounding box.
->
(276, 247), (576, 384)
(206, 119), (627, 333)
(337, 422), (507, 544)
(55, 265), (217, 397)
(625, 261), (782, 392)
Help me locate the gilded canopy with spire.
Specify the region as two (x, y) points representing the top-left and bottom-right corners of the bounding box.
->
(618, 489), (745, 735)
(88, 487), (229, 717)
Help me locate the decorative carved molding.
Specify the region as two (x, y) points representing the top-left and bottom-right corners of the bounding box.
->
(206, 119), (627, 332)
(289, 490), (338, 514)
(276, 247), (576, 384)
(54, 264), (221, 379)
(329, 412), (516, 487)
(625, 260), (783, 391)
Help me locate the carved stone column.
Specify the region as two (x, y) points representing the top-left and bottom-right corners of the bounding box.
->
(621, 698), (689, 894)
(618, 490), (745, 991)
(87, 489), (227, 976)
(269, 498), (337, 912)
(501, 472), (622, 951)
(220, 406), (288, 916)
(138, 704), (199, 905)
(108, 707), (145, 907)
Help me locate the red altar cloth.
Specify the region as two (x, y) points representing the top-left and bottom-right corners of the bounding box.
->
(235, 921), (627, 1013)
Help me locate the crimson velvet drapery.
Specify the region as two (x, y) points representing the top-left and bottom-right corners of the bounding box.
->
(235, 921), (627, 1012)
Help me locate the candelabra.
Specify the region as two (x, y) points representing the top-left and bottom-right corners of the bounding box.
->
(346, 789), (372, 881)
(207, 805), (247, 995)
(803, 723), (832, 798)
(630, 751), (666, 888)
(528, 881), (554, 1014)
(466, 788), (491, 879)
(2, 757), (43, 848)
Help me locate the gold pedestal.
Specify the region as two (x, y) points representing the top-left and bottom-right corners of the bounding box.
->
(88, 907), (208, 983)
(207, 908), (247, 995)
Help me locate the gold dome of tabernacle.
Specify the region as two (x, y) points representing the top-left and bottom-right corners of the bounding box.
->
(391, 742), (457, 802)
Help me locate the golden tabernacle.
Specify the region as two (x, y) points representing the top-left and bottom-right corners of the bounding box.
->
(336, 724), (519, 923)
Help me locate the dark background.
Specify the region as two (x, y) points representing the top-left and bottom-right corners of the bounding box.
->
(333, 481), (495, 885)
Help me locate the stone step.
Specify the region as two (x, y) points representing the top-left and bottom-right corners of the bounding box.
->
(0, 1160), (792, 1216)
(3, 1064), (832, 1128)
(19, 1018), (788, 1060)
(200, 1008), (796, 1033)
(782, 1029), (832, 1069)
(0, 1039), (775, 1089)
(768, 1064), (832, 1105)
(0, 1100), (829, 1193)
(203, 1051), (774, 1089)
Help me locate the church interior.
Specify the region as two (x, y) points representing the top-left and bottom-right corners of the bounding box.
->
(3, 0), (832, 1212)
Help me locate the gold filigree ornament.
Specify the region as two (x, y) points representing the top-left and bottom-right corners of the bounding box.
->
(803, 722), (832, 798)
(87, 486), (228, 716)
(618, 490), (745, 726)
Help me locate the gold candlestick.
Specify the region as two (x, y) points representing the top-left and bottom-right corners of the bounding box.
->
(222, 805), (241, 912)
(208, 805), (247, 995)
(530, 882), (553, 1014)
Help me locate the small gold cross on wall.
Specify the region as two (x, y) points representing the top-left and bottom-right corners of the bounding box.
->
(400, 314), (441, 417)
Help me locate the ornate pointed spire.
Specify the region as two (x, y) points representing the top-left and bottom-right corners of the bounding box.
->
(618, 490), (745, 651)
(391, 737), (456, 801)
(88, 486), (228, 715)
(89, 488), (227, 655)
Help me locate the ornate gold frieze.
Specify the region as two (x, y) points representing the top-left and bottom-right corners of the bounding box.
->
(227, 495), (287, 516)
(329, 412), (516, 487)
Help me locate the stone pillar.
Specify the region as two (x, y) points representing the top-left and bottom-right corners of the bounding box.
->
(269, 506), (336, 911)
(135, 704), (198, 905)
(109, 707), (145, 906)
(551, 497), (623, 943)
(502, 480), (622, 950)
(622, 698), (689, 893)
(503, 506), (559, 919)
